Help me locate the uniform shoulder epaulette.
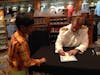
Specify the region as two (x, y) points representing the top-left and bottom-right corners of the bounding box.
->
(61, 27), (68, 31)
(81, 25), (88, 29)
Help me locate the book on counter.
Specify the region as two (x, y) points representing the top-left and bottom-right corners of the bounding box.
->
(60, 52), (78, 62)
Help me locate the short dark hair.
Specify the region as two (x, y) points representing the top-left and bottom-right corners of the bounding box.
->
(15, 13), (34, 29)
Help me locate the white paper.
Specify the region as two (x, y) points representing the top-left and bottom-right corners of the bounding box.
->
(60, 52), (78, 62)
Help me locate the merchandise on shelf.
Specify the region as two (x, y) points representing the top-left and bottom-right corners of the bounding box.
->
(0, 10), (8, 50)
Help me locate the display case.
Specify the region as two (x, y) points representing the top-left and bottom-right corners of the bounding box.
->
(0, 10), (8, 50)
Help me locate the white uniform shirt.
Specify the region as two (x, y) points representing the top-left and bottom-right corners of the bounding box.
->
(55, 24), (89, 53)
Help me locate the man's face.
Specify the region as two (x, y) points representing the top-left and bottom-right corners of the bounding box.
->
(71, 20), (81, 32)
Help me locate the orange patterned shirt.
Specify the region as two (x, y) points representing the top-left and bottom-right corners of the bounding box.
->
(8, 30), (40, 70)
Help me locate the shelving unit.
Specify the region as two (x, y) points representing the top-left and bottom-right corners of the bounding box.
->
(0, 9), (8, 50)
(34, 17), (48, 25)
(49, 16), (69, 33)
(49, 16), (69, 44)
(34, 17), (49, 31)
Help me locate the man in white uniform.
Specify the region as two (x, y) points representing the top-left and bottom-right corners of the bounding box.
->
(55, 17), (89, 56)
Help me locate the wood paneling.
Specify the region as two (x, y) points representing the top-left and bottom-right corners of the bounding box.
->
(74, 0), (82, 11)
(33, 0), (40, 10)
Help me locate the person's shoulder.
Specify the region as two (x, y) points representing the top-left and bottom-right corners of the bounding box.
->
(60, 26), (68, 31)
(81, 25), (88, 31)
(60, 24), (71, 31)
(81, 25), (88, 29)
(13, 31), (26, 44)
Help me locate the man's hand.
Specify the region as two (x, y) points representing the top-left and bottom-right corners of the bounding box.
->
(58, 50), (65, 56)
(67, 49), (79, 55)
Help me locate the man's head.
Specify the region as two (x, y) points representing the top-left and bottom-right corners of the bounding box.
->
(71, 16), (84, 32)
